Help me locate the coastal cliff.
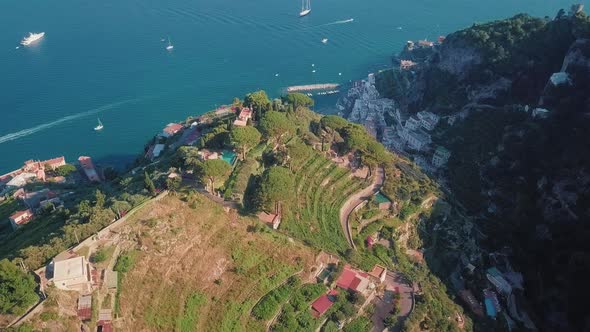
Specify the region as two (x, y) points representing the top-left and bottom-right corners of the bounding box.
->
(339, 5), (590, 332)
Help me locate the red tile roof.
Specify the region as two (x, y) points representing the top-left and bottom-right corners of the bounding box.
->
(10, 209), (33, 224)
(336, 265), (370, 293)
(164, 123), (183, 135)
(311, 293), (335, 317)
(77, 308), (91, 321)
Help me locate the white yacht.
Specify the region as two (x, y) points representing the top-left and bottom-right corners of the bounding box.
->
(21, 32), (45, 46)
(299, 0), (311, 17)
(166, 37), (174, 51)
(322, 38), (328, 44)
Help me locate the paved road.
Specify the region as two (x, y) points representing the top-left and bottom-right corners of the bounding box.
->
(372, 272), (414, 332)
(339, 166), (385, 248)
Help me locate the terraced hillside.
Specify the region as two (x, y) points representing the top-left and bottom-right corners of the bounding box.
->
(114, 192), (317, 332)
(281, 150), (366, 255)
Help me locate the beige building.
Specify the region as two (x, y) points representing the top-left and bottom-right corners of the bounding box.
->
(53, 256), (91, 291)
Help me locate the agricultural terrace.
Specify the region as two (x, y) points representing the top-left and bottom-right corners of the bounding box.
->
(115, 192), (317, 332)
(281, 148), (366, 255)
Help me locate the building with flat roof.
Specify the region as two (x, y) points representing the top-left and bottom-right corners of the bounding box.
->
(432, 146), (451, 168)
(53, 256), (91, 291)
(233, 107), (253, 127)
(78, 156), (100, 182)
(368, 264), (387, 283)
(77, 295), (92, 321)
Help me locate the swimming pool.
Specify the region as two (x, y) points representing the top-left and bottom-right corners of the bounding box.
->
(221, 150), (237, 165)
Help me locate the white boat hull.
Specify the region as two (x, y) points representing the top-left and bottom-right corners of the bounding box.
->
(299, 9), (311, 17)
(21, 32), (45, 46)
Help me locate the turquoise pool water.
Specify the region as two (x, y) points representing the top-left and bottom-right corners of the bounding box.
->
(375, 192), (391, 204)
(221, 150), (237, 165)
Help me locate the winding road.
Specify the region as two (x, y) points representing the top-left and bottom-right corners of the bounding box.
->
(339, 166), (385, 248)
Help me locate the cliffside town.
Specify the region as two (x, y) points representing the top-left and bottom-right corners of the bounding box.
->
(337, 5), (590, 332)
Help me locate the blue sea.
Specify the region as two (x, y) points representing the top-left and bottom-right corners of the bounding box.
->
(0, 0), (576, 173)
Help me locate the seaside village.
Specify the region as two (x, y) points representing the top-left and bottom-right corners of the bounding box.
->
(0, 102), (415, 332)
(1, 38), (562, 332)
(337, 69), (452, 176)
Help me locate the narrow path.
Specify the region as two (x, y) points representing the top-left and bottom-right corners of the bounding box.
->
(339, 166), (385, 248)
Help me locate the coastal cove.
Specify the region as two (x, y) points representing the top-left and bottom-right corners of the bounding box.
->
(0, 0), (573, 174)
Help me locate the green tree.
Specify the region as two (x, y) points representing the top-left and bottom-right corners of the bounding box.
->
(284, 93), (314, 110)
(110, 200), (131, 217)
(94, 190), (106, 209)
(144, 171), (156, 195)
(229, 126), (262, 159)
(259, 111), (295, 146)
(0, 259), (38, 315)
(198, 159), (232, 195)
(342, 124), (370, 153)
(244, 90), (270, 115)
(53, 164), (77, 177)
(258, 166), (294, 212)
(176, 146), (201, 169)
(320, 115), (349, 131)
(166, 176), (181, 192)
(286, 142), (312, 170)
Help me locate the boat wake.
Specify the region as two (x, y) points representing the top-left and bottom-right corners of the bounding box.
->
(323, 18), (354, 26)
(0, 99), (140, 145)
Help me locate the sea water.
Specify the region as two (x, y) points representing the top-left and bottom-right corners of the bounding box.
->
(0, 0), (574, 173)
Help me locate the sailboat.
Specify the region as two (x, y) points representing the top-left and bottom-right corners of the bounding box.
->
(299, 0), (311, 17)
(94, 118), (103, 131)
(166, 37), (174, 51)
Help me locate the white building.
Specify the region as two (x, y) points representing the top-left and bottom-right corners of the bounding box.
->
(6, 173), (36, 188)
(404, 129), (431, 151)
(432, 146), (451, 167)
(152, 144), (166, 159)
(549, 72), (571, 86)
(417, 111), (440, 131)
(53, 256), (91, 291)
(404, 117), (421, 131)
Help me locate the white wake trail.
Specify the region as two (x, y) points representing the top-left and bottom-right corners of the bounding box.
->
(0, 98), (140, 145)
(322, 18), (354, 26)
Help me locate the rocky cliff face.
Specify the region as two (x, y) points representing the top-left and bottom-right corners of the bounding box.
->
(381, 10), (590, 332)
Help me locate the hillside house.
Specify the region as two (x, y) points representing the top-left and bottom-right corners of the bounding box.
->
(233, 108), (253, 127)
(368, 264), (387, 283)
(311, 290), (338, 317)
(53, 256), (91, 292)
(78, 156), (101, 182)
(77, 295), (92, 321)
(336, 265), (373, 295)
(404, 116), (421, 131)
(161, 123), (184, 138)
(9, 209), (34, 230)
(152, 144), (166, 160)
(432, 146), (451, 167)
(487, 267), (512, 295)
(198, 149), (220, 161)
(257, 212), (281, 230)
(403, 129), (431, 151)
(417, 111), (439, 131)
(5, 172), (36, 188)
(400, 60), (417, 70)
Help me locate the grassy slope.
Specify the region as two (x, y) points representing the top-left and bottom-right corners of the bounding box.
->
(115, 192), (317, 332)
(281, 150), (365, 255)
